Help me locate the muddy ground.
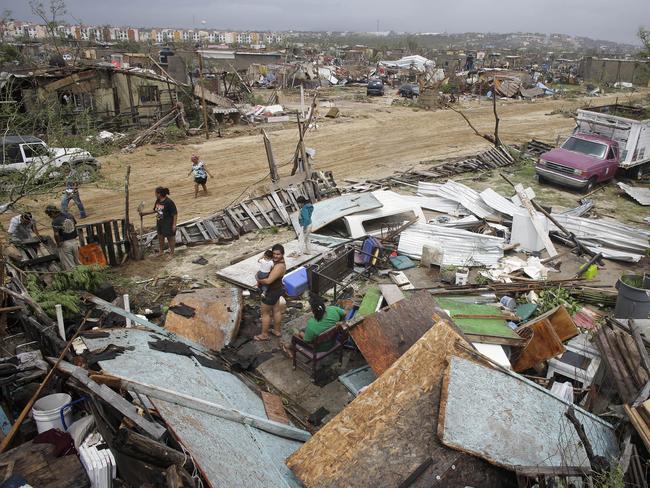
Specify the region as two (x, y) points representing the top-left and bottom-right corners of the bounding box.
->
(11, 87), (649, 236)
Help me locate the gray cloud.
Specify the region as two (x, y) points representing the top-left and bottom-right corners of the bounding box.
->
(1, 0), (648, 44)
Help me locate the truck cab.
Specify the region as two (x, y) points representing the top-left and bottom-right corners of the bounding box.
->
(535, 133), (620, 193)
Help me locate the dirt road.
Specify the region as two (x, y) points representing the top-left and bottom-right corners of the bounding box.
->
(16, 89), (647, 231)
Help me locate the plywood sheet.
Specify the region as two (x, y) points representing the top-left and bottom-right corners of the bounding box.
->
(350, 290), (444, 375)
(165, 288), (242, 351)
(378, 283), (405, 305)
(289, 193), (382, 234)
(216, 239), (328, 290)
(287, 318), (514, 488)
(439, 356), (618, 469)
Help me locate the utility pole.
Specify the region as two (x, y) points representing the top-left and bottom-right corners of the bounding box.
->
(196, 50), (210, 140)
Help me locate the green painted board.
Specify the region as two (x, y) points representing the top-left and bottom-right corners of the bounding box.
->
(434, 297), (522, 343)
(357, 287), (383, 318)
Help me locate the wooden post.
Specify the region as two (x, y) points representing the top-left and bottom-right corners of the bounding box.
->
(125, 73), (139, 126)
(196, 51), (210, 140)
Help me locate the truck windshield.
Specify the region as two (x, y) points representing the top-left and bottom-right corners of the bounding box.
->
(561, 137), (607, 159)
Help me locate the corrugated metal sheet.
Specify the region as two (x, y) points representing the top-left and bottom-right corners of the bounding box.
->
(397, 222), (504, 267)
(551, 214), (650, 262)
(618, 182), (650, 206)
(559, 198), (594, 217)
(418, 181), (494, 219)
(439, 356), (618, 469)
(479, 188), (521, 217)
(83, 329), (302, 488)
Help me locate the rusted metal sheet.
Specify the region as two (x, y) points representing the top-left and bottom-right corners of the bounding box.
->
(438, 356), (618, 469)
(287, 319), (514, 488)
(350, 290), (446, 375)
(165, 288), (242, 351)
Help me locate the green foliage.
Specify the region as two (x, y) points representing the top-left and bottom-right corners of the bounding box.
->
(594, 464), (625, 488)
(26, 265), (108, 318)
(639, 27), (650, 58)
(49, 264), (107, 292)
(536, 287), (581, 316)
(0, 44), (20, 63)
(164, 124), (187, 143)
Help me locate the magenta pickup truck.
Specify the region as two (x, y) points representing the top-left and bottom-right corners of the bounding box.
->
(535, 133), (620, 193)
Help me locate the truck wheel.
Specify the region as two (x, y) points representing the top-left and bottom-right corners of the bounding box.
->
(537, 174), (547, 184)
(582, 177), (597, 194)
(632, 164), (646, 180)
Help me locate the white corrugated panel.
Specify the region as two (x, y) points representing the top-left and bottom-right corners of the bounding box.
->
(480, 188), (522, 217)
(550, 214), (650, 262)
(397, 223), (504, 267)
(417, 181), (494, 219)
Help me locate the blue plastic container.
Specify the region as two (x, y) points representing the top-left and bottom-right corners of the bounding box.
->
(283, 266), (309, 297)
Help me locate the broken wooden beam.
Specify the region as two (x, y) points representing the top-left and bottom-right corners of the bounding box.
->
(114, 428), (186, 468)
(54, 360), (167, 440)
(95, 373), (311, 442)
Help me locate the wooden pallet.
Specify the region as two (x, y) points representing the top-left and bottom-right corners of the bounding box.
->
(77, 219), (129, 266)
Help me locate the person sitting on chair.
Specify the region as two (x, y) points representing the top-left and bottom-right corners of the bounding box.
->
(297, 294), (346, 352)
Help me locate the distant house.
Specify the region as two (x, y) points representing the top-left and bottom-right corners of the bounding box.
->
(2, 64), (181, 130)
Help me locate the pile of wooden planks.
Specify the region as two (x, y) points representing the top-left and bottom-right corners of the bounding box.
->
(342, 145), (515, 191)
(142, 176), (337, 248)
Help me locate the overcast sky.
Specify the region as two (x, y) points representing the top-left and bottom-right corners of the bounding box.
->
(2, 0), (649, 44)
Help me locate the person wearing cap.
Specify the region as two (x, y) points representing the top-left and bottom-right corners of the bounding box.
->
(187, 155), (213, 198)
(8, 213), (40, 244)
(44, 204), (80, 270)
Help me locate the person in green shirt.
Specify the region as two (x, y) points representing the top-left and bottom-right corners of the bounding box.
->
(299, 294), (346, 352)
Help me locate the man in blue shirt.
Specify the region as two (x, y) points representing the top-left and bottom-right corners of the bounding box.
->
(297, 196), (314, 255)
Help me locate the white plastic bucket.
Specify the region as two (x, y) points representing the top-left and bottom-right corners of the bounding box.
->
(32, 393), (73, 433)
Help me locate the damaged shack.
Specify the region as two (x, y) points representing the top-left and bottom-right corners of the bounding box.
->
(1, 65), (181, 131)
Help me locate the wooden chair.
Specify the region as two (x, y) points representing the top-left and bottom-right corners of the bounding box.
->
(291, 325), (348, 378)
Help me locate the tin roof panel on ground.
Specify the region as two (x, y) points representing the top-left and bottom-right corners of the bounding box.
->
(83, 329), (302, 488)
(439, 356), (618, 470)
(397, 222), (504, 266)
(289, 193), (382, 234)
(422, 180), (495, 219)
(216, 239), (329, 289)
(165, 287), (242, 351)
(550, 214), (650, 261)
(618, 182), (650, 206)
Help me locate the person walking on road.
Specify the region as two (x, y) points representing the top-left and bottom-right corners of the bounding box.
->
(140, 187), (178, 258)
(188, 155), (213, 198)
(61, 167), (87, 219)
(45, 204), (80, 270)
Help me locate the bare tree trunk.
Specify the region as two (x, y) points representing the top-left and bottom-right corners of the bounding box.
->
(492, 86), (502, 147)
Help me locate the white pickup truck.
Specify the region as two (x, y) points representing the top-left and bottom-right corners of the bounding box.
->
(0, 135), (99, 179)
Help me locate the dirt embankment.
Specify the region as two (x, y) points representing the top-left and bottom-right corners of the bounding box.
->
(11, 89), (648, 234)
